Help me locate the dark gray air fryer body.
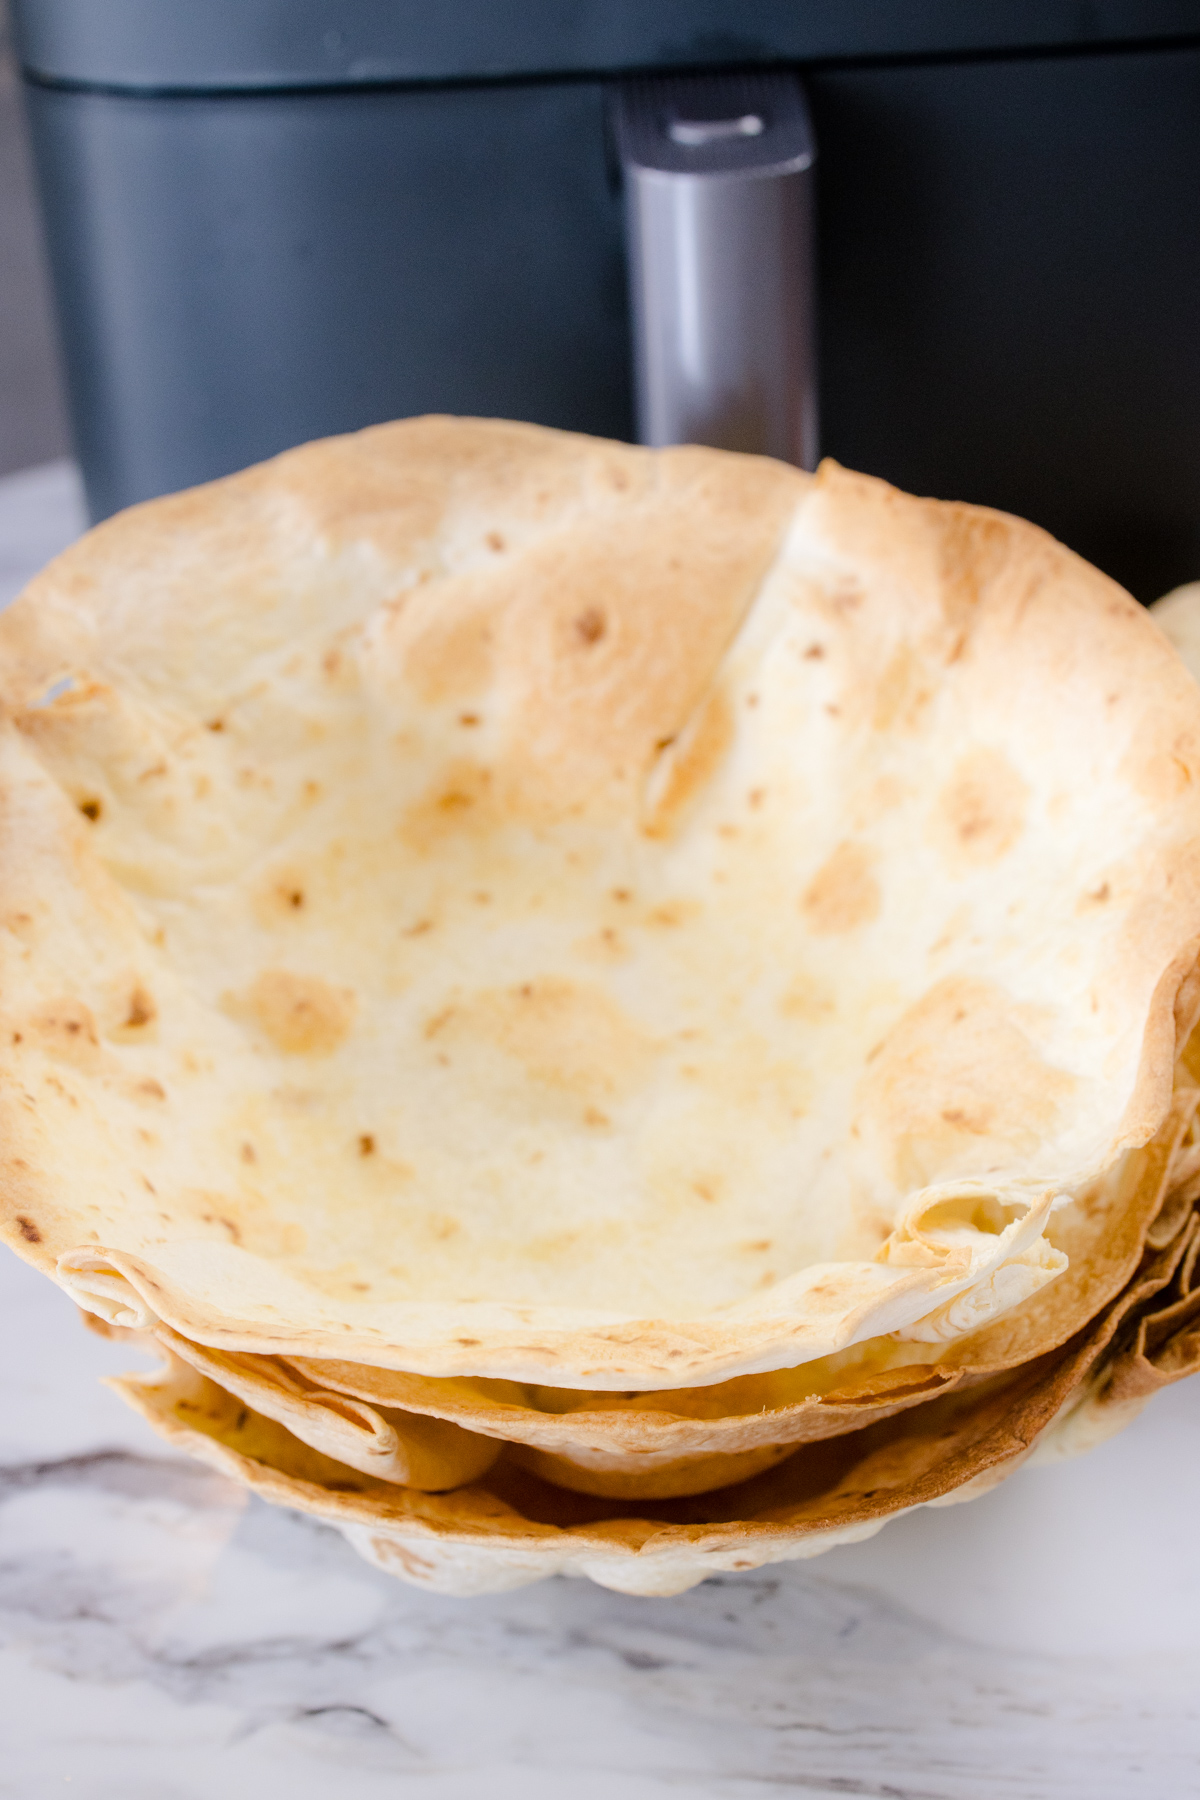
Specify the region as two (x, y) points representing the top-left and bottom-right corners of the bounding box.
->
(14, 2), (1200, 602)
(21, 75), (635, 520)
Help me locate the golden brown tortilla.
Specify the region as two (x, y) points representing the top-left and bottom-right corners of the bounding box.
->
(111, 1180), (1200, 1593)
(4, 421), (1200, 1389)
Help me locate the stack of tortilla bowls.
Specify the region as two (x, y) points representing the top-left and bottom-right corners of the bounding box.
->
(2, 418), (1199, 1597)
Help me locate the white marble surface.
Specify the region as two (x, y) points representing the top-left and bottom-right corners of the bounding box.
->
(3, 462), (1200, 1798)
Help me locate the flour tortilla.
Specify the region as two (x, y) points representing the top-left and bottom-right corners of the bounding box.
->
(171, 1015), (1177, 1502)
(1029, 567), (1200, 1468)
(272, 1012), (1200, 1463)
(107, 1353), (1043, 1595)
(5, 421), (1200, 1387)
(154, 1322), (499, 1490)
(129, 1057), (1193, 1499)
(112, 1204), (1196, 1594)
(153, 663), (1200, 1496)
(1028, 1205), (1200, 1464)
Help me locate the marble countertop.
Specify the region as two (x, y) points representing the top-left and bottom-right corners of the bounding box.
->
(2, 463), (1199, 1800)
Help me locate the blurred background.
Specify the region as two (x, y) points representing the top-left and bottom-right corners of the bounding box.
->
(4, 3), (1200, 602)
(0, 0), (69, 475)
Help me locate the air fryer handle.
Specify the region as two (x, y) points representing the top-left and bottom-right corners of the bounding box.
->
(615, 73), (818, 470)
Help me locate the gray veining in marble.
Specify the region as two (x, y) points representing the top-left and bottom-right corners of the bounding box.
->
(1, 462), (1199, 1798)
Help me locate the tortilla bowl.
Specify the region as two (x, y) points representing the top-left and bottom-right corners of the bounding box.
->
(108, 1175), (1200, 1593)
(108, 1028), (1199, 1501)
(81, 573), (1200, 1515)
(4, 421), (1200, 1396)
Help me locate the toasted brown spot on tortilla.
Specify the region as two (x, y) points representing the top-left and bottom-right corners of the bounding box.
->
(432, 976), (654, 1104)
(25, 998), (102, 1070)
(859, 976), (1077, 1187)
(802, 842), (880, 935)
(228, 971), (357, 1057)
(1078, 881), (1113, 913)
(643, 687), (734, 835)
(123, 986), (156, 1030)
(574, 607), (606, 645)
(932, 747), (1029, 870)
(402, 761), (495, 851)
(873, 643), (935, 733)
